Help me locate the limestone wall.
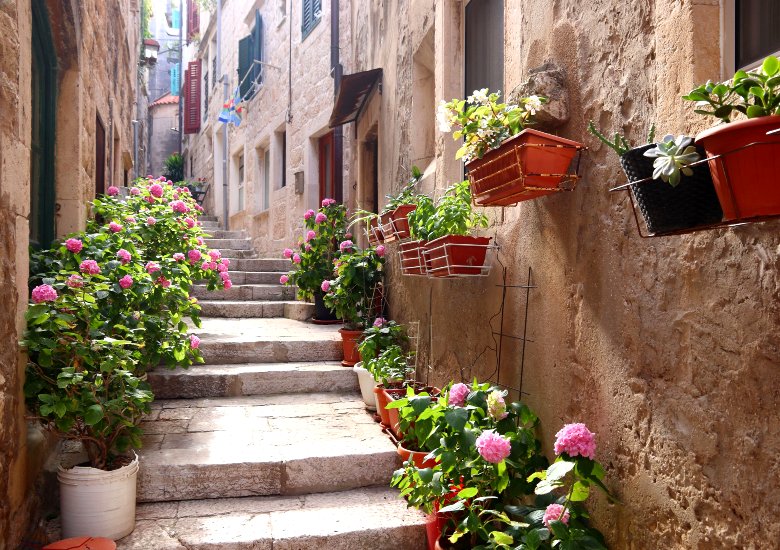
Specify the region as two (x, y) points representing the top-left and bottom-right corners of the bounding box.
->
(0, 1), (141, 546)
(350, 0), (780, 547)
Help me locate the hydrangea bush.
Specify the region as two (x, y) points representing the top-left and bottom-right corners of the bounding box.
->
(23, 177), (229, 469)
(322, 245), (385, 330)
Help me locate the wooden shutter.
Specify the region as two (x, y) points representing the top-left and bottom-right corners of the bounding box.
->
(186, 0), (199, 43)
(183, 60), (201, 134)
(238, 35), (252, 100)
(302, 0), (312, 36)
(252, 10), (263, 89)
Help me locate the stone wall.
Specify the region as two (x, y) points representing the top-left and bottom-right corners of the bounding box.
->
(350, 0), (780, 547)
(0, 1), (141, 547)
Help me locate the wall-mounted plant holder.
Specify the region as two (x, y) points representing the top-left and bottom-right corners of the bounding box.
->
(610, 133), (780, 238)
(466, 129), (586, 207)
(398, 240), (430, 276)
(368, 217), (384, 246)
(380, 204), (416, 242)
(424, 236), (496, 278)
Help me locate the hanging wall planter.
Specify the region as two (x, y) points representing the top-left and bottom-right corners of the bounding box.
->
(368, 217), (384, 246)
(465, 129), (584, 206)
(389, 204), (416, 239)
(695, 116), (780, 221)
(619, 144), (723, 234)
(425, 236), (492, 277)
(399, 240), (429, 275)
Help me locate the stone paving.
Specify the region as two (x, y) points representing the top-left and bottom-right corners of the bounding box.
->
(117, 221), (426, 549)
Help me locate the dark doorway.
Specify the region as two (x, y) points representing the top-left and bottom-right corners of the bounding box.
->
(319, 131), (342, 203)
(95, 115), (106, 197)
(30, 0), (57, 249)
(464, 0), (505, 98)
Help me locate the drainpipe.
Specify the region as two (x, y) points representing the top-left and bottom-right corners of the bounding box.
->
(217, 0), (229, 230)
(331, 0), (343, 203)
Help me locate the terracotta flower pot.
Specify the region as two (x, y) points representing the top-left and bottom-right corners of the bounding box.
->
(339, 328), (363, 366)
(390, 204), (417, 239)
(379, 211), (396, 243)
(397, 443), (437, 469)
(466, 129), (583, 206)
(399, 240), (428, 275)
(425, 235), (491, 277)
(368, 217), (384, 245)
(696, 116), (780, 220)
(373, 385), (405, 432)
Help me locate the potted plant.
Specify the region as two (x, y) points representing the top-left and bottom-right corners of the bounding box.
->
(683, 55), (780, 221)
(322, 243), (385, 365)
(354, 319), (409, 409)
(385, 389), (442, 468)
(587, 122), (723, 234)
(414, 181), (491, 277)
(400, 194), (436, 276)
(281, 199), (347, 322)
(438, 89), (584, 206)
(363, 344), (415, 429)
(380, 166), (423, 241)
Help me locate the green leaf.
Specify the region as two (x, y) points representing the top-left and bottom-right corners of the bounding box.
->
(444, 407), (469, 432)
(546, 460), (576, 482)
(763, 55), (780, 76)
(491, 531), (514, 545)
(570, 480), (590, 502)
(96, 290), (109, 300)
(458, 486), (478, 499)
(746, 105), (766, 118)
(84, 404), (104, 425)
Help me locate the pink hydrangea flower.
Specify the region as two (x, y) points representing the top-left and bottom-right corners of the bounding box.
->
(373, 317), (386, 327)
(190, 334), (200, 349)
(130, 187), (140, 195)
(66, 274), (84, 288)
(119, 275), (133, 289)
(125, 215), (136, 223)
(196, 237), (204, 245)
(170, 200), (189, 213)
(448, 383), (469, 407)
(305, 244), (312, 252)
(543, 504), (570, 528)
(31, 284), (57, 303)
(279, 274), (290, 284)
(145, 195), (155, 204)
(321, 198), (336, 207)
(108, 222), (123, 233)
(304, 209), (315, 220)
(145, 262), (161, 274)
(201, 261), (212, 271)
(376, 245), (386, 257)
(173, 192), (180, 200)
(487, 390), (508, 420)
(283, 248), (294, 259)
(315, 212), (327, 224)
(220, 271), (230, 282)
(65, 238), (83, 253)
(217, 263), (228, 273)
(188, 249), (202, 263)
(292, 253), (301, 264)
(149, 183), (164, 197)
(195, 204), (204, 212)
(475, 429), (512, 464)
(305, 230), (316, 242)
(184, 217), (195, 228)
(117, 249), (131, 264)
(156, 276), (171, 288)
(223, 278), (232, 289)
(208, 261), (217, 270)
(173, 252), (185, 262)
(106, 186), (119, 196)
(554, 423), (596, 459)
(208, 249), (221, 261)
(146, 216), (156, 225)
(80, 259), (101, 275)
(321, 280), (331, 292)
(221, 258), (230, 267)
(339, 240), (353, 252)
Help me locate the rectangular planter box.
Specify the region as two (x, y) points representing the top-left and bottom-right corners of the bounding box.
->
(399, 240), (428, 275)
(425, 235), (491, 277)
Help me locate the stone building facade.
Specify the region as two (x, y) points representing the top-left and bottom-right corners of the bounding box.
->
(347, 1), (780, 548)
(0, 1), (142, 547)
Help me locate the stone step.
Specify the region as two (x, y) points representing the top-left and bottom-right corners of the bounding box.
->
(198, 300), (313, 320)
(119, 486), (427, 549)
(148, 361), (357, 399)
(224, 258), (289, 272)
(218, 248), (257, 259)
(219, 270), (287, 285)
(201, 229), (246, 240)
(137, 393), (399, 502)
(194, 317), (342, 363)
(204, 237), (252, 250)
(192, 284), (295, 302)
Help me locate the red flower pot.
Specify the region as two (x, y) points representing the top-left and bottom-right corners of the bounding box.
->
(425, 235), (491, 277)
(390, 204), (417, 239)
(399, 240), (428, 275)
(379, 211), (396, 243)
(397, 444), (437, 469)
(368, 217), (384, 245)
(696, 116), (780, 221)
(339, 328), (363, 367)
(466, 128), (584, 206)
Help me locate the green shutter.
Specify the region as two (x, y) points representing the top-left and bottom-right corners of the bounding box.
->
(238, 34), (252, 99)
(252, 10), (263, 90)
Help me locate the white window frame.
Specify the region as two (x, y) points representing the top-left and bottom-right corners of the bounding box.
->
(722, 0), (780, 76)
(237, 151), (245, 212)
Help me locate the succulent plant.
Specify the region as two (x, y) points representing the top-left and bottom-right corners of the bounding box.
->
(642, 134), (701, 186)
(587, 120), (656, 156)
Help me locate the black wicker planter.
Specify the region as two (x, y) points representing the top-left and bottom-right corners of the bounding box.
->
(619, 144), (723, 234)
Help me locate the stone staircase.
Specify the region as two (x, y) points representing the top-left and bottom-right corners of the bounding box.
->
(117, 217), (426, 549)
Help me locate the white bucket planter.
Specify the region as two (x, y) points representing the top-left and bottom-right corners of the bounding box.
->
(58, 453), (139, 540)
(353, 363), (377, 411)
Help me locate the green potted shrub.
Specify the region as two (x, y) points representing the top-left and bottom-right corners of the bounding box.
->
(354, 319), (409, 409)
(587, 122), (723, 234)
(379, 166), (424, 241)
(363, 344), (414, 432)
(400, 194), (436, 276)
(322, 244), (385, 365)
(438, 89), (584, 206)
(281, 199), (348, 322)
(683, 55), (780, 221)
(415, 181), (490, 277)
(385, 389), (442, 468)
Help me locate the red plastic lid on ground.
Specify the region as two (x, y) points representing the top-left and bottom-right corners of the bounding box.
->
(43, 537), (116, 550)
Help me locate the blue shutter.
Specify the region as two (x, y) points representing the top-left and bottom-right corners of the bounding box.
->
(172, 8), (181, 30)
(170, 63), (180, 95)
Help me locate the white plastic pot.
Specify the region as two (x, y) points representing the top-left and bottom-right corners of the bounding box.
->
(353, 363), (377, 411)
(58, 453), (139, 540)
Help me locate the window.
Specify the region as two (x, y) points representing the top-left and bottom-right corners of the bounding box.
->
(263, 148), (270, 209)
(186, 0), (200, 43)
(95, 114), (106, 197)
(301, 0), (321, 40)
(275, 128), (287, 188)
(734, 0), (780, 69)
(183, 59), (201, 134)
(237, 151), (245, 211)
(464, 0), (504, 97)
(203, 68), (209, 122)
(238, 10), (263, 100)
(211, 55), (217, 88)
